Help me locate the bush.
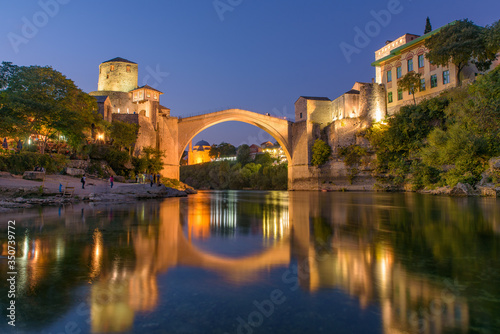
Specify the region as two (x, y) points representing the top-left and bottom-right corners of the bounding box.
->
(311, 139), (332, 166)
(0, 152), (67, 174)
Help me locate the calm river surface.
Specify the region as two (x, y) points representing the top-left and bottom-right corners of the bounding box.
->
(1, 191), (500, 334)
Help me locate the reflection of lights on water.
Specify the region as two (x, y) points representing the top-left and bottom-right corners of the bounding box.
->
(56, 238), (65, 260)
(90, 229), (103, 280)
(376, 246), (394, 297)
(23, 236), (29, 260)
(211, 192), (237, 229)
(262, 193), (289, 242)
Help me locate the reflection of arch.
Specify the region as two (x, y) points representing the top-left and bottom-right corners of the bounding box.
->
(177, 109), (292, 162)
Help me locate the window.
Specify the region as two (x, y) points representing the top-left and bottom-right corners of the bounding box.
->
(397, 89), (403, 100)
(388, 92), (393, 103)
(106, 74), (109, 79)
(147, 92), (151, 98)
(420, 78), (426, 91)
(418, 55), (425, 68)
(110, 65), (115, 71)
(407, 59), (413, 72)
(443, 70), (450, 84)
(126, 65), (131, 72)
(300, 113), (303, 119)
(117, 108), (120, 114)
(396, 66), (402, 79)
(154, 94), (158, 100)
(431, 74), (438, 88)
(408, 85), (414, 95)
(387, 70), (392, 83)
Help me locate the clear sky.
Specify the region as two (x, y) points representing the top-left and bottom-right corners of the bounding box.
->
(1, 0), (499, 147)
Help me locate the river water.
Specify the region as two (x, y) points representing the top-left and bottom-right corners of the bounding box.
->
(1, 191), (500, 334)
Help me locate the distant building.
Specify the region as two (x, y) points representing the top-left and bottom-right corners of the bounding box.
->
(188, 140), (212, 165)
(371, 22), (500, 115)
(249, 144), (262, 160)
(260, 141), (287, 163)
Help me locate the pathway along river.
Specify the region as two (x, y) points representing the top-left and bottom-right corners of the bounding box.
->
(1, 191), (500, 333)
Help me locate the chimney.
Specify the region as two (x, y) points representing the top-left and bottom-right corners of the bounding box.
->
(371, 78), (375, 84)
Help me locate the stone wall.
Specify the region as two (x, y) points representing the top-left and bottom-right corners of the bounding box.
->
(113, 114), (157, 157)
(90, 91), (137, 115)
(98, 61), (138, 93)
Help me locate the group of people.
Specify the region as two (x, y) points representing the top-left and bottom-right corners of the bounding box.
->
(134, 173), (162, 187)
(34, 166), (45, 172)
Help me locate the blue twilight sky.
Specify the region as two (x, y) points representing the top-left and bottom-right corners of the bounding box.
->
(1, 0), (499, 147)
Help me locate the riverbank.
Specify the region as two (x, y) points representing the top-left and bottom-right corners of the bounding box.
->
(0, 173), (195, 212)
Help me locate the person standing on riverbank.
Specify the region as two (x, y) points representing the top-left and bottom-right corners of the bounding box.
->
(110, 175), (114, 189)
(81, 175), (86, 189)
(150, 174), (154, 187)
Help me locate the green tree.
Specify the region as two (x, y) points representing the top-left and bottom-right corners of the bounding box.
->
(0, 63), (99, 153)
(237, 144), (252, 165)
(425, 19), (496, 86)
(424, 17), (432, 34)
(397, 71), (422, 105)
(485, 20), (500, 57)
(311, 139), (332, 166)
(254, 152), (273, 166)
(142, 146), (164, 174)
(209, 142), (236, 159)
(110, 121), (139, 154)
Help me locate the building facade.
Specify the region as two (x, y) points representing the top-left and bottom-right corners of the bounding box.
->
(89, 57), (171, 155)
(187, 140), (212, 165)
(371, 22), (499, 116)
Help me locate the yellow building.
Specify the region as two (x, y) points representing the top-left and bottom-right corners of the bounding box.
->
(371, 22), (499, 116)
(187, 140), (212, 165)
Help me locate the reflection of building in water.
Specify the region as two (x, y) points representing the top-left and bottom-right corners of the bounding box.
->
(262, 192), (290, 243)
(187, 196), (211, 240)
(289, 193), (470, 334)
(210, 192), (237, 234)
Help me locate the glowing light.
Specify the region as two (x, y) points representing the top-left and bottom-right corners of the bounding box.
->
(97, 133), (104, 141)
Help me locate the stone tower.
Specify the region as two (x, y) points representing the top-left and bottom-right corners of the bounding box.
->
(97, 57), (138, 92)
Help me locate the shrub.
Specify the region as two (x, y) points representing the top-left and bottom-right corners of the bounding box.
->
(311, 139), (332, 166)
(0, 152), (67, 174)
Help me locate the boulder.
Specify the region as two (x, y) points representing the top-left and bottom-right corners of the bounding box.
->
(0, 172), (13, 178)
(449, 183), (477, 197)
(476, 186), (500, 197)
(65, 167), (85, 176)
(489, 157), (500, 172)
(23, 171), (45, 181)
(67, 160), (90, 169)
(114, 175), (126, 183)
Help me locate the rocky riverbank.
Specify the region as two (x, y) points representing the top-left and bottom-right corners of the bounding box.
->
(0, 173), (196, 212)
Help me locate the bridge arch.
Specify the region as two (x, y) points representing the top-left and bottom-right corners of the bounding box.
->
(177, 109), (293, 162)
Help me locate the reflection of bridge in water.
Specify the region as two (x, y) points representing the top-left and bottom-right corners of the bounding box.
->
(88, 192), (470, 334)
(5, 192), (476, 333)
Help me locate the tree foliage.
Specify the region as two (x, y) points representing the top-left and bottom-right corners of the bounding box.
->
(0, 62), (99, 153)
(110, 120), (139, 153)
(424, 17), (432, 34)
(209, 142), (236, 159)
(485, 20), (500, 54)
(397, 71), (422, 105)
(237, 144), (252, 165)
(368, 66), (500, 187)
(311, 139), (332, 166)
(425, 19), (497, 86)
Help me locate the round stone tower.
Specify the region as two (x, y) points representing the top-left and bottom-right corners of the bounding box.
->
(97, 57), (138, 92)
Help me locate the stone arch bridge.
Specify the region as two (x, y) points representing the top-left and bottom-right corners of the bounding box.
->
(156, 108), (312, 189)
